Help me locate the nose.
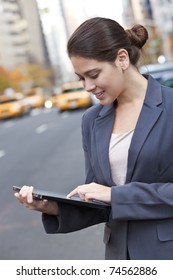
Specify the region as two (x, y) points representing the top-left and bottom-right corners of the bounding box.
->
(84, 81), (96, 92)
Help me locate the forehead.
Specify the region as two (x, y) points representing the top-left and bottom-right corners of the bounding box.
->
(70, 56), (104, 74)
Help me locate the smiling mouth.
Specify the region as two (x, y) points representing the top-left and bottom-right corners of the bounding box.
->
(94, 91), (104, 99)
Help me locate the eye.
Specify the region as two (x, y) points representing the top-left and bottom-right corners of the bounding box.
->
(90, 74), (99, 79)
(78, 77), (85, 81)
(76, 75), (85, 81)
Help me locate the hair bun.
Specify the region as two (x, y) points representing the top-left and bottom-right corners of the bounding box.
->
(126, 24), (148, 49)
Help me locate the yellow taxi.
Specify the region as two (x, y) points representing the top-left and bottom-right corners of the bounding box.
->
(44, 94), (59, 109)
(0, 95), (25, 120)
(22, 88), (45, 109)
(54, 81), (92, 112)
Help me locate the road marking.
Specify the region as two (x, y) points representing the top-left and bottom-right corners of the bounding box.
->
(35, 124), (48, 134)
(30, 109), (42, 116)
(61, 112), (69, 118)
(43, 108), (54, 114)
(30, 108), (53, 116)
(0, 150), (6, 158)
(4, 121), (15, 128)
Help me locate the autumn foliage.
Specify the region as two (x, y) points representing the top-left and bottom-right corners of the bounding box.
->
(0, 64), (53, 94)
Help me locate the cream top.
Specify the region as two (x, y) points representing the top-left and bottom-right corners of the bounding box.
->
(109, 129), (134, 185)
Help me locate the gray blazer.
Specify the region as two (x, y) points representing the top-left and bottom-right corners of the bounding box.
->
(43, 76), (173, 259)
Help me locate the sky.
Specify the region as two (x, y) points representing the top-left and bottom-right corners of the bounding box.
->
(61, 0), (124, 35)
(82, 0), (123, 25)
(37, 0), (124, 32)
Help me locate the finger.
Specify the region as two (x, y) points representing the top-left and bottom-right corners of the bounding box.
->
(19, 185), (29, 198)
(66, 187), (79, 198)
(14, 192), (23, 203)
(84, 192), (100, 202)
(19, 186), (34, 203)
(85, 191), (111, 203)
(67, 184), (89, 199)
(27, 186), (34, 203)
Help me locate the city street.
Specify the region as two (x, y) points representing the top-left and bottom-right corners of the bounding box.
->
(0, 108), (104, 260)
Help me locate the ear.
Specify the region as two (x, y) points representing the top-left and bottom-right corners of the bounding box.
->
(115, 49), (129, 70)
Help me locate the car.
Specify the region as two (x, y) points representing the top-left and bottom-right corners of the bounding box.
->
(13, 92), (31, 114)
(22, 88), (45, 109)
(54, 81), (93, 112)
(0, 95), (25, 120)
(44, 94), (60, 109)
(140, 62), (173, 87)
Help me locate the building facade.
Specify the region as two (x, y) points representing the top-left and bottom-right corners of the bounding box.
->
(0, 0), (49, 70)
(18, 0), (49, 66)
(0, 0), (30, 69)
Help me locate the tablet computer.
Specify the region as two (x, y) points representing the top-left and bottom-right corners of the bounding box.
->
(13, 186), (111, 210)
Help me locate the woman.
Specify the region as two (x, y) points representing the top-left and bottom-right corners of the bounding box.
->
(15, 17), (173, 260)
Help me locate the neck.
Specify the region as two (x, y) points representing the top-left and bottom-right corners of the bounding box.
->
(117, 67), (147, 107)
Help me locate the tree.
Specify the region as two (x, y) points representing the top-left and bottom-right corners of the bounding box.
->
(0, 67), (12, 94)
(13, 64), (53, 91)
(8, 69), (26, 91)
(0, 63), (53, 94)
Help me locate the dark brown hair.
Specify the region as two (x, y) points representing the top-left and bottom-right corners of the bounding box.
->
(67, 17), (148, 66)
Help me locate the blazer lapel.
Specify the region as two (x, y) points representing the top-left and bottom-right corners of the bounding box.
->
(93, 104), (115, 185)
(126, 76), (163, 182)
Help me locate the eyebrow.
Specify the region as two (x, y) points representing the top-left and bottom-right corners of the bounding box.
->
(75, 68), (100, 76)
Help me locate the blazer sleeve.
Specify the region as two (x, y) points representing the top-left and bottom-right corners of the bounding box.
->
(111, 182), (173, 220)
(42, 202), (110, 234)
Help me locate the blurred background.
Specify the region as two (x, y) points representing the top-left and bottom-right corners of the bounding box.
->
(0, 0), (173, 260)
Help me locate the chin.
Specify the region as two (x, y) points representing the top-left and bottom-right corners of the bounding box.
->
(100, 98), (113, 106)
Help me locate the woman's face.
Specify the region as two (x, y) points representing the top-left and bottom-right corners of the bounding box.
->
(70, 56), (125, 106)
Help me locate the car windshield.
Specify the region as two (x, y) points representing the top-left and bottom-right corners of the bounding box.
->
(26, 92), (37, 96)
(160, 78), (173, 87)
(63, 87), (84, 94)
(0, 99), (18, 104)
(140, 63), (173, 88)
(151, 71), (173, 79)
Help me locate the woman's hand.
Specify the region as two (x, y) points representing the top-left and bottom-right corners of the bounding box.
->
(67, 183), (111, 203)
(14, 185), (59, 216)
